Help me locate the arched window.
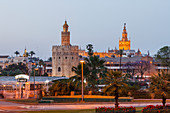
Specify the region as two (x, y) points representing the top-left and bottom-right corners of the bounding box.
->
(58, 67), (61, 72)
(59, 57), (60, 59)
(65, 57), (67, 59)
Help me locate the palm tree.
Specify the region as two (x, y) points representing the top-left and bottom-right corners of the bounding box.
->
(72, 63), (89, 93)
(117, 50), (123, 71)
(86, 44), (93, 56)
(84, 55), (106, 93)
(104, 71), (128, 108)
(149, 72), (170, 108)
(49, 79), (70, 96)
(29, 51), (35, 58)
(38, 59), (46, 76)
(25, 52), (30, 57)
(48, 57), (52, 61)
(14, 51), (20, 57)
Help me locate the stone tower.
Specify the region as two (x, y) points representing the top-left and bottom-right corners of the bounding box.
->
(61, 21), (70, 46)
(119, 23), (131, 50)
(52, 21), (79, 77)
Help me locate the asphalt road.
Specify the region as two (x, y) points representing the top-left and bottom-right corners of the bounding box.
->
(0, 99), (170, 112)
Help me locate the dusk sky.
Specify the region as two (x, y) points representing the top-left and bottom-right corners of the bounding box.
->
(0, 0), (169, 60)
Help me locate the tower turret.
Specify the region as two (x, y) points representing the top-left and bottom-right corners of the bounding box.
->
(61, 21), (70, 46)
(119, 23), (131, 50)
(122, 23), (128, 41)
(63, 21), (69, 32)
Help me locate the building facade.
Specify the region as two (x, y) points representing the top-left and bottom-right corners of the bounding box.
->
(52, 21), (79, 77)
(79, 23), (138, 58)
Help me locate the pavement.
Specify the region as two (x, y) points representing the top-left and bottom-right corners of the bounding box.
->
(0, 99), (170, 112)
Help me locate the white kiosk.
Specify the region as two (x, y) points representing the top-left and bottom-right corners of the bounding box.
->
(15, 74), (30, 99)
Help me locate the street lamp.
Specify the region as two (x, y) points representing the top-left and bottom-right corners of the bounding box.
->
(119, 50), (123, 71)
(45, 80), (50, 95)
(34, 67), (38, 99)
(80, 60), (85, 102)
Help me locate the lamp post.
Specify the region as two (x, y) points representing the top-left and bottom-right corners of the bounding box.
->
(80, 60), (85, 102)
(119, 50), (123, 71)
(45, 80), (50, 95)
(34, 67), (38, 99)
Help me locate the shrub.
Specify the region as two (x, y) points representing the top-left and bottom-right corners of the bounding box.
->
(96, 106), (136, 113)
(131, 91), (150, 99)
(142, 104), (170, 113)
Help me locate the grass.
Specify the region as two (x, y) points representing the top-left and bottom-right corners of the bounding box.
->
(20, 107), (145, 113)
(21, 109), (95, 113)
(5, 99), (39, 104)
(134, 99), (170, 103)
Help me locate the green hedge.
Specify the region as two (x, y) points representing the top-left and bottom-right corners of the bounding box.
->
(42, 97), (133, 103)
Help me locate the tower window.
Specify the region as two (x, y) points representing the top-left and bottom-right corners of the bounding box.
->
(59, 57), (60, 59)
(65, 57), (67, 59)
(58, 67), (61, 72)
(72, 57), (74, 59)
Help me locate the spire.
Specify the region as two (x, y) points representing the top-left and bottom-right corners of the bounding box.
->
(124, 23), (126, 30)
(63, 20), (69, 32)
(122, 23), (128, 41)
(23, 47), (27, 57)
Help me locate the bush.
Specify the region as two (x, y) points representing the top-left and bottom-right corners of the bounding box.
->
(131, 91), (150, 99)
(96, 106), (136, 113)
(142, 104), (170, 113)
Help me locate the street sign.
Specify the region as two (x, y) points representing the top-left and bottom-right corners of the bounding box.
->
(17, 78), (27, 82)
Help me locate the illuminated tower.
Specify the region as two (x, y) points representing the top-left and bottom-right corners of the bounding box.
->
(52, 21), (79, 77)
(119, 23), (131, 50)
(61, 21), (70, 46)
(23, 48), (27, 57)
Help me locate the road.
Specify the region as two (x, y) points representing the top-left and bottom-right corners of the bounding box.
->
(0, 99), (170, 112)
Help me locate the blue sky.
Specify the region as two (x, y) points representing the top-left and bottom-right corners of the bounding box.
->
(0, 0), (169, 60)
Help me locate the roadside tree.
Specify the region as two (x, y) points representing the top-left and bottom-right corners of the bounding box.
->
(103, 71), (128, 108)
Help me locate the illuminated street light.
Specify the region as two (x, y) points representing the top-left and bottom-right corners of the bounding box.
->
(34, 67), (38, 99)
(45, 80), (50, 94)
(80, 60), (85, 102)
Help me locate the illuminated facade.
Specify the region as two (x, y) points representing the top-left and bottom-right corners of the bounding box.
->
(119, 23), (131, 50)
(79, 23), (136, 58)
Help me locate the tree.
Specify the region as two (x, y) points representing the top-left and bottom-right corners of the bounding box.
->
(25, 52), (30, 57)
(72, 44), (106, 94)
(48, 57), (52, 61)
(84, 55), (106, 93)
(86, 44), (93, 56)
(135, 60), (151, 78)
(123, 62), (137, 79)
(155, 46), (170, 72)
(149, 72), (170, 108)
(72, 63), (89, 93)
(103, 71), (128, 108)
(29, 51), (35, 58)
(1, 62), (28, 76)
(14, 51), (20, 57)
(49, 79), (70, 96)
(119, 50), (123, 71)
(38, 59), (45, 76)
